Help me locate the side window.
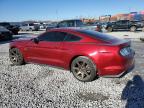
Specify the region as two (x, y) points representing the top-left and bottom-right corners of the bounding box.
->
(116, 21), (121, 25)
(38, 32), (66, 42)
(67, 21), (75, 27)
(121, 21), (126, 24)
(23, 24), (28, 26)
(29, 23), (34, 26)
(65, 33), (81, 42)
(58, 22), (68, 27)
(76, 20), (84, 27)
(54, 32), (67, 41)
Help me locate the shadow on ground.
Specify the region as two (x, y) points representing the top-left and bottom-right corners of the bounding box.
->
(121, 75), (144, 108)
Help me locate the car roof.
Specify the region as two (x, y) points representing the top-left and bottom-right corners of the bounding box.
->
(49, 28), (121, 43)
(60, 19), (82, 22)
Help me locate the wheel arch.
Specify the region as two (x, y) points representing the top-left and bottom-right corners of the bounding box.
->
(9, 46), (17, 50)
(130, 25), (137, 29)
(69, 55), (98, 73)
(69, 55), (84, 71)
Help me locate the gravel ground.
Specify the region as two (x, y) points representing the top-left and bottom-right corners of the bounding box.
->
(0, 34), (144, 108)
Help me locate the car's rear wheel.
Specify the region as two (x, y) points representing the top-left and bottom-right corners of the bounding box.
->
(9, 48), (24, 65)
(71, 56), (97, 82)
(29, 28), (33, 31)
(130, 26), (136, 32)
(107, 27), (113, 32)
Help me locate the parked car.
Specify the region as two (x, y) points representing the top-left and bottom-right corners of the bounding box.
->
(46, 24), (56, 31)
(46, 19), (98, 31)
(20, 23), (39, 31)
(0, 26), (13, 41)
(105, 20), (144, 32)
(0, 22), (19, 35)
(9, 28), (135, 82)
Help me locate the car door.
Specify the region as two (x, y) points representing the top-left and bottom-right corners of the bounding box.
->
(119, 20), (129, 29)
(60, 33), (82, 68)
(114, 21), (122, 29)
(25, 31), (66, 67)
(115, 20), (128, 29)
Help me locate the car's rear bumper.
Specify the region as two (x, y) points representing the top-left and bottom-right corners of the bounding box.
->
(101, 60), (135, 78)
(99, 57), (135, 77)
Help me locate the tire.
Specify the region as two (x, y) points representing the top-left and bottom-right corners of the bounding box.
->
(130, 26), (136, 32)
(71, 56), (97, 82)
(29, 28), (33, 31)
(20, 28), (22, 31)
(142, 27), (144, 32)
(9, 48), (24, 65)
(8, 35), (13, 40)
(140, 38), (144, 42)
(107, 27), (113, 32)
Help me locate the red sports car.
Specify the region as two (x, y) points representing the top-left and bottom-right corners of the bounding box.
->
(9, 29), (135, 82)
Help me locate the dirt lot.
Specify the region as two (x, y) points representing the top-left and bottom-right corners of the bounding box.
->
(0, 32), (144, 108)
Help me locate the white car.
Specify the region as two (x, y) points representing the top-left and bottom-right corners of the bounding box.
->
(20, 23), (39, 31)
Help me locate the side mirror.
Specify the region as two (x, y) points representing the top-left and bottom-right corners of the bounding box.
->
(32, 38), (39, 44)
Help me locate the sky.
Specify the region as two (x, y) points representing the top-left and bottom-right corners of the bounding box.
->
(0, 0), (144, 22)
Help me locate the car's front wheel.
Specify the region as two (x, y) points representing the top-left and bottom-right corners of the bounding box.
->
(130, 26), (136, 32)
(9, 48), (24, 65)
(71, 56), (97, 82)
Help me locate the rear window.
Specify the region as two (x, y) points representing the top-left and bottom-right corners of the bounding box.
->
(77, 30), (120, 42)
(65, 34), (81, 41)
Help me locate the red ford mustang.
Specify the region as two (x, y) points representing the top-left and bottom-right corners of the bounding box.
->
(9, 29), (135, 82)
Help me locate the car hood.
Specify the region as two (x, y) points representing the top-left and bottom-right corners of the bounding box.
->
(12, 37), (33, 44)
(0, 26), (10, 32)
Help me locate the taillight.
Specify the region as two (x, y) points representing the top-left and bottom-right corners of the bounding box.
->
(120, 47), (132, 56)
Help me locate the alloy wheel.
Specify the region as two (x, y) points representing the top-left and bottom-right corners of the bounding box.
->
(72, 60), (91, 80)
(9, 48), (23, 65)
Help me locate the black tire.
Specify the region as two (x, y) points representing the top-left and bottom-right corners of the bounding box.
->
(71, 56), (97, 82)
(9, 48), (24, 65)
(29, 28), (33, 31)
(20, 28), (23, 31)
(140, 38), (144, 42)
(130, 26), (136, 32)
(8, 35), (13, 40)
(107, 27), (113, 32)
